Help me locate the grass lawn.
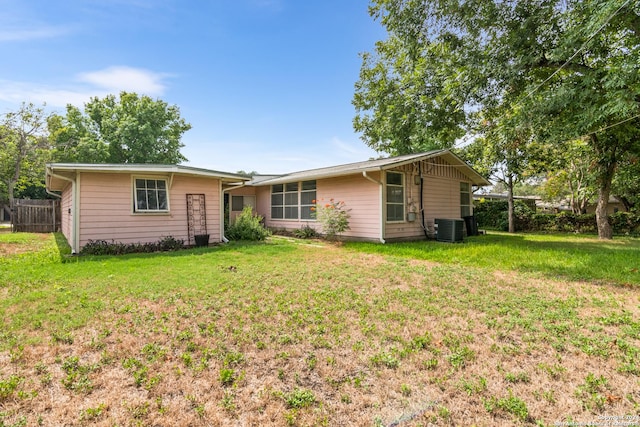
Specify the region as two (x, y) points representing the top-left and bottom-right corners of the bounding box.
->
(1, 232), (639, 426)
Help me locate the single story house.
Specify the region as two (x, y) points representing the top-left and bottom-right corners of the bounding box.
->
(228, 149), (490, 243)
(45, 163), (250, 253)
(46, 150), (489, 251)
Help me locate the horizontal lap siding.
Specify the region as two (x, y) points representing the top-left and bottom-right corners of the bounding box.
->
(227, 187), (258, 222)
(384, 157), (472, 241)
(384, 164), (425, 240)
(423, 177), (460, 227)
(78, 173), (220, 248)
(60, 182), (73, 245)
(422, 156), (472, 229)
(254, 186), (270, 219)
(261, 173), (382, 241)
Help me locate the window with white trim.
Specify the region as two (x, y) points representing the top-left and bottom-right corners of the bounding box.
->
(386, 171), (404, 222)
(271, 181), (316, 220)
(134, 178), (169, 212)
(460, 182), (471, 217)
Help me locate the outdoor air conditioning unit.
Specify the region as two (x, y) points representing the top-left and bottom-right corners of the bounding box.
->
(435, 218), (464, 243)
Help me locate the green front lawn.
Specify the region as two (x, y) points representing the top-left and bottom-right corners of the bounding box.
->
(347, 232), (640, 286)
(1, 232), (639, 426)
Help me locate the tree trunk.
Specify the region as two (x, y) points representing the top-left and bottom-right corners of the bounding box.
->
(595, 182), (613, 239)
(591, 134), (615, 240)
(507, 175), (515, 233)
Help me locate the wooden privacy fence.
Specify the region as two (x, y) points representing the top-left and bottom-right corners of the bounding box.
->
(12, 199), (61, 233)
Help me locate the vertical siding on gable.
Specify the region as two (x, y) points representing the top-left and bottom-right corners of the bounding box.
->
(77, 172), (221, 249)
(258, 173), (382, 241)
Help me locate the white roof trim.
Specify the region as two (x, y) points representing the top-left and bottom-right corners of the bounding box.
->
(46, 163), (250, 181)
(250, 150), (490, 186)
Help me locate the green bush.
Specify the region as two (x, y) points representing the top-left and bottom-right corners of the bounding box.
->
(293, 225), (320, 239)
(474, 199), (532, 231)
(314, 199), (351, 240)
(610, 211), (640, 235)
(474, 200), (639, 235)
(81, 236), (184, 255)
(226, 207), (271, 241)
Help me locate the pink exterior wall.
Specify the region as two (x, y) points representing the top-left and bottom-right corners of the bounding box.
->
(227, 186), (258, 222)
(384, 157), (473, 241)
(60, 181), (73, 246)
(77, 172), (221, 249)
(228, 154), (480, 243)
(255, 172), (382, 241)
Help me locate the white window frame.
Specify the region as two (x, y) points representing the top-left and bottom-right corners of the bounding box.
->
(386, 171), (405, 223)
(460, 182), (471, 217)
(133, 176), (170, 213)
(271, 180), (316, 221)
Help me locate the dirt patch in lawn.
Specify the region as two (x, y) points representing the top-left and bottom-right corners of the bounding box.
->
(0, 233), (51, 256)
(1, 245), (639, 426)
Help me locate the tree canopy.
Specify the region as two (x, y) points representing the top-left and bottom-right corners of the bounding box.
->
(354, 0), (640, 238)
(0, 103), (51, 206)
(50, 92), (191, 164)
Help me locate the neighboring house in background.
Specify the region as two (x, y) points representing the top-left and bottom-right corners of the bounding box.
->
(45, 164), (249, 253)
(473, 193), (540, 211)
(585, 196), (625, 215)
(228, 150), (490, 243)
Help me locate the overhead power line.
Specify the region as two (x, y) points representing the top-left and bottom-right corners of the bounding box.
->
(521, 0), (633, 102)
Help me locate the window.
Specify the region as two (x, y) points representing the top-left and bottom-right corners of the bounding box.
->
(271, 180), (316, 220)
(231, 195), (255, 212)
(460, 182), (471, 217)
(134, 178), (168, 212)
(300, 180), (316, 220)
(386, 171), (404, 222)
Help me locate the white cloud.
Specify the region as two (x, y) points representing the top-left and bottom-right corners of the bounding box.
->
(0, 26), (70, 42)
(0, 66), (170, 108)
(330, 137), (379, 160)
(78, 66), (168, 95)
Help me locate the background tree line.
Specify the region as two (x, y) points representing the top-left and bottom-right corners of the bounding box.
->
(0, 92), (191, 209)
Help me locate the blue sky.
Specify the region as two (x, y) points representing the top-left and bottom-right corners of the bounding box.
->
(0, 0), (385, 173)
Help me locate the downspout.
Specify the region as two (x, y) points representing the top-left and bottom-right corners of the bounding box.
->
(221, 181), (246, 243)
(45, 188), (61, 236)
(48, 169), (79, 254)
(418, 162), (428, 239)
(362, 170), (386, 244)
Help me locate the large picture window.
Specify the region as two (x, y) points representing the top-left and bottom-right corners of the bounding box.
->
(386, 171), (404, 222)
(271, 180), (316, 220)
(300, 180), (316, 220)
(134, 178), (169, 212)
(460, 182), (471, 217)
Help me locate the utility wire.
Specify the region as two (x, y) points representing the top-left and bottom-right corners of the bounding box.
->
(588, 113), (640, 135)
(521, 0), (632, 102)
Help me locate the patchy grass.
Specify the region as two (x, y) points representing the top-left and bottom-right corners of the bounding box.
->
(346, 232), (640, 286)
(0, 232), (639, 426)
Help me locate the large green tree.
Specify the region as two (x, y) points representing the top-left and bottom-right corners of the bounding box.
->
(50, 92), (191, 164)
(354, 0), (640, 239)
(0, 103), (51, 208)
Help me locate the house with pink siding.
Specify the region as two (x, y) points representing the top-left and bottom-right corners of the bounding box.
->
(228, 150), (490, 243)
(46, 164), (249, 253)
(46, 150), (489, 251)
